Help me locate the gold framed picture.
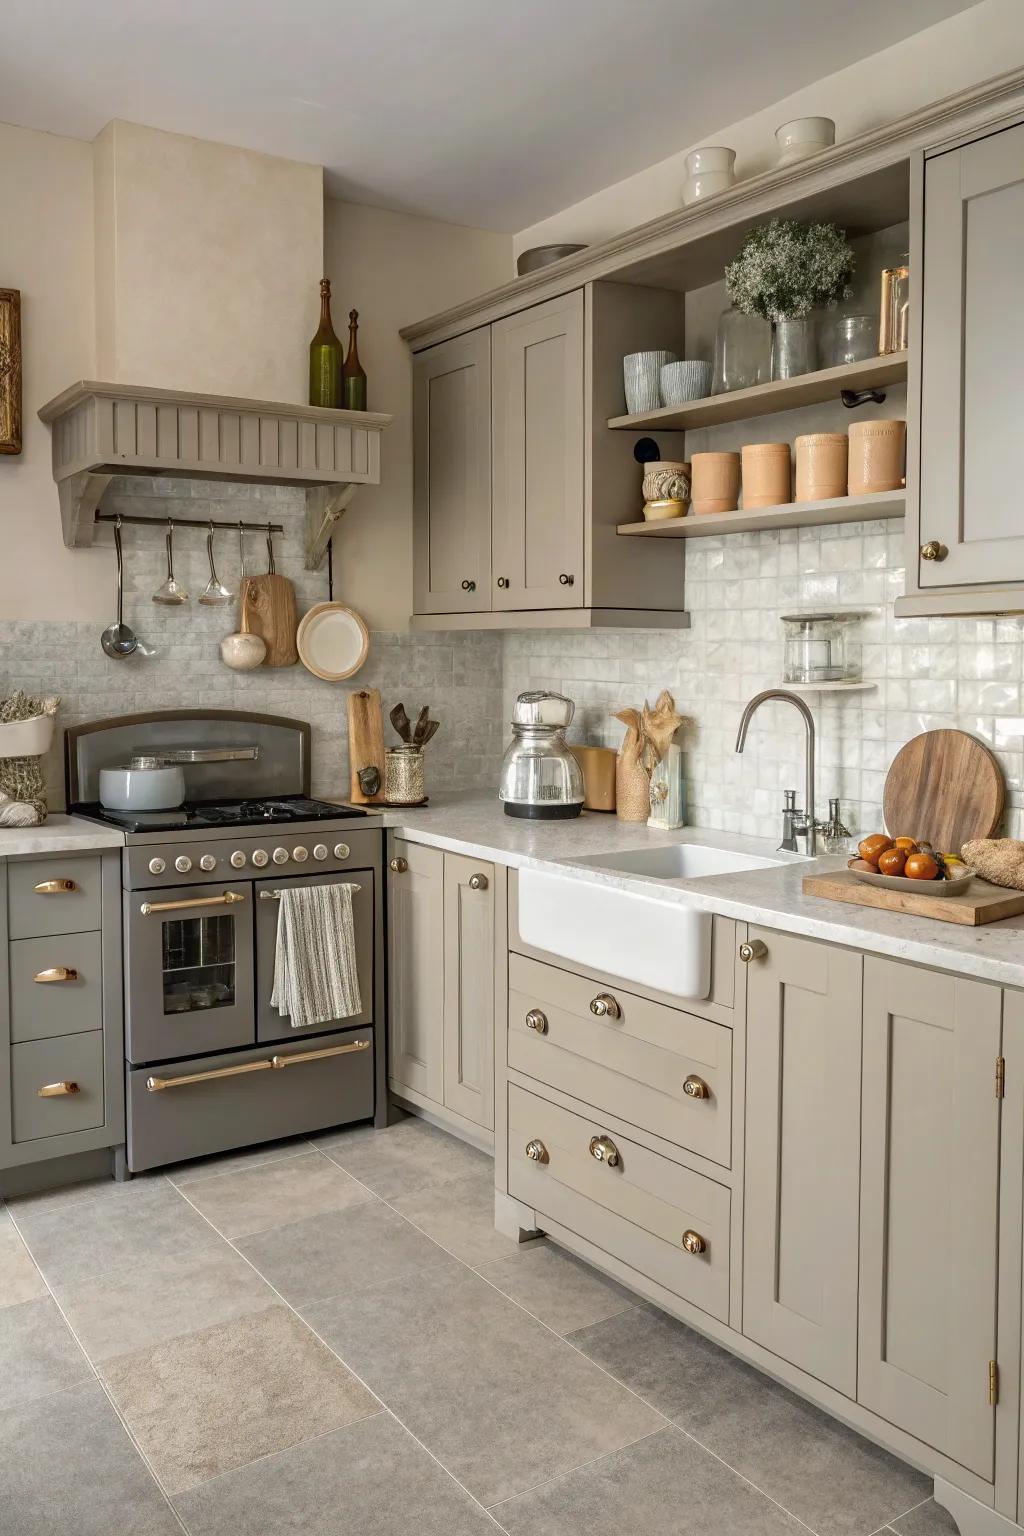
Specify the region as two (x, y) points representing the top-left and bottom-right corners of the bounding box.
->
(0, 289), (22, 456)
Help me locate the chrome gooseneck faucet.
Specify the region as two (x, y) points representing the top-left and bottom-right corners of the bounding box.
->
(735, 689), (817, 856)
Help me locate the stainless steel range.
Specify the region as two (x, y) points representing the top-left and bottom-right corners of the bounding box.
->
(66, 710), (386, 1175)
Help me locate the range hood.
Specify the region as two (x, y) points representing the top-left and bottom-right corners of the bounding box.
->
(39, 380), (391, 570)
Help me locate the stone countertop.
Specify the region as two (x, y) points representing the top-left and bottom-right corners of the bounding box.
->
(0, 815), (126, 858)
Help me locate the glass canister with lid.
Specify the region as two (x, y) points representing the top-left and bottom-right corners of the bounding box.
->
(498, 691), (584, 819)
(780, 612), (866, 685)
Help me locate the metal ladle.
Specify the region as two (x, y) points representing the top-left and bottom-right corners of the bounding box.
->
(152, 518), (189, 604)
(198, 521), (232, 605)
(101, 518), (145, 659)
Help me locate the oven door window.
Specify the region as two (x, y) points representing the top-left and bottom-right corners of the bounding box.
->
(162, 913), (237, 1015)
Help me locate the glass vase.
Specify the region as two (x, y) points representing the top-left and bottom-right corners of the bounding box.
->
(771, 317), (816, 380)
(712, 306), (771, 395)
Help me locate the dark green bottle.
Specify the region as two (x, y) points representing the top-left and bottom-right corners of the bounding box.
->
(342, 309), (367, 411)
(309, 278), (343, 407)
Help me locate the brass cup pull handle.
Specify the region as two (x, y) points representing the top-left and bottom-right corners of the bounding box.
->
(589, 1134), (620, 1167)
(33, 879), (78, 895)
(525, 1009), (548, 1035)
(920, 540), (948, 562)
(389, 857), (408, 874)
(589, 993), (621, 1020)
(38, 1081), (80, 1098)
(682, 1074), (710, 1100)
(525, 1139), (549, 1164)
(681, 1229), (707, 1256)
(468, 873), (488, 891)
(34, 967), (80, 984)
(739, 939), (768, 964)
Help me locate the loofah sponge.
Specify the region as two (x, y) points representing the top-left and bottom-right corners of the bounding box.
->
(961, 838), (1024, 892)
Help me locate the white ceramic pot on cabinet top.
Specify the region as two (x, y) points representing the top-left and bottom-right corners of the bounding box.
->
(682, 146), (736, 206)
(775, 117), (835, 165)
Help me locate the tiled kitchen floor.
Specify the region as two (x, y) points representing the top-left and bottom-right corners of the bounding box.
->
(0, 1116), (959, 1536)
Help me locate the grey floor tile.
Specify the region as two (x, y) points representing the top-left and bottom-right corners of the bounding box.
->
(102, 1302), (380, 1495)
(5, 1168), (169, 1215)
(389, 1168), (518, 1265)
(175, 1410), (498, 1534)
(12, 1179), (224, 1285)
(570, 1306), (931, 1536)
(303, 1262), (662, 1506)
(167, 1134), (314, 1187)
(0, 1208), (46, 1307)
(0, 1294), (92, 1409)
(237, 1197), (458, 1306)
(51, 1245), (277, 1363)
(315, 1114), (491, 1200)
(891, 1500), (962, 1535)
(497, 1425), (808, 1534)
(477, 1239), (636, 1335)
(179, 1150), (373, 1239)
(0, 1380), (181, 1536)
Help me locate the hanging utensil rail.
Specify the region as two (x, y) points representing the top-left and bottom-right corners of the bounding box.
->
(95, 513), (285, 534)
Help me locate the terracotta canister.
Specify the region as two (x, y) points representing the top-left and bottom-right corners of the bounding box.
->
(848, 418), (906, 494)
(795, 433), (848, 502)
(741, 443), (791, 509)
(571, 745), (617, 812)
(690, 451), (741, 515)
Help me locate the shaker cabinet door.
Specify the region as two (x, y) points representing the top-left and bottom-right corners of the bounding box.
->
(413, 329), (492, 614)
(743, 928), (862, 1397)
(492, 290), (585, 611)
(918, 119), (1024, 588)
(858, 958), (1000, 1478)
(442, 853), (495, 1129)
(387, 840), (444, 1103)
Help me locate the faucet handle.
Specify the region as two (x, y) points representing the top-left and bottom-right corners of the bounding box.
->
(783, 789), (797, 811)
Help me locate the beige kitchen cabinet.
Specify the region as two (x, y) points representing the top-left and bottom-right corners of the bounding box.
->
(742, 928), (863, 1397)
(442, 853), (495, 1129)
(387, 839), (444, 1102)
(491, 291), (584, 611)
(412, 327), (492, 615)
(859, 957), (1001, 1479)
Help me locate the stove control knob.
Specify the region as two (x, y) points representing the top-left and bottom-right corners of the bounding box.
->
(334, 842), (351, 860)
(199, 854), (217, 872)
(174, 856), (192, 874)
(272, 847), (289, 865)
(229, 851), (246, 869)
(252, 849), (269, 868)
(313, 844), (329, 861)
(292, 845), (309, 863)
(148, 857), (166, 875)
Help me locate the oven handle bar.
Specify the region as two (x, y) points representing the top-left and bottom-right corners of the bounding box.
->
(258, 886), (361, 900)
(146, 1037), (370, 1092)
(139, 890), (247, 917)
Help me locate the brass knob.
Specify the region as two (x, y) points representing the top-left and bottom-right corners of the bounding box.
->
(461, 578), (476, 591)
(37, 1081), (80, 1098)
(469, 873), (489, 891)
(497, 577), (509, 589)
(33, 879), (77, 894)
(920, 540), (948, 562)
(739, 939), (768, 964)
(559, 573), (574, 586)
(389, 857), (408, 874)
(33, 967), (79, 984)
(590, 993), (621, 1020)
(682, 1074), (709, 1100)
(681, 1229), (707, 1256)
(525, 1009), (548, 1034)
(589, 1134), (620, 1167)
(525, 1139), (549, 1164)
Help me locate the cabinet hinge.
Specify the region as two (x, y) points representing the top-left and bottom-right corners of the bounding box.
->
(996, 1057), (1006, 1099)
(989, 1360), (999, 1406)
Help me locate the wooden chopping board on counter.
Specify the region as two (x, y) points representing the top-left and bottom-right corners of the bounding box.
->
(802, 868), (1024, 926)
(347, 687), (385, 804)
(882, 728), (1004, 854)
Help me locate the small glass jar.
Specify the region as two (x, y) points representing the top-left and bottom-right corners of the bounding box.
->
(771, 317), (816, 380)
(712, 306), (771, 394)
(781, 612), (865, 684)
(820, 313), (878, 367)
(384, 745), (425, 805)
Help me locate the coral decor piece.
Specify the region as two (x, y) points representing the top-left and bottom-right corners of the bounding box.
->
(614, 691), (689, 823)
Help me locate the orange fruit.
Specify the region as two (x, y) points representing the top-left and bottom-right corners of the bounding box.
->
(904, 852), (940, 881)
(878, 848), (907, 876)
(858, 833), (894, 866)
(893, 836), (918, 853)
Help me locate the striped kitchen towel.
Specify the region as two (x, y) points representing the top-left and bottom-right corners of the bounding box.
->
(271, 881), (362, 1028)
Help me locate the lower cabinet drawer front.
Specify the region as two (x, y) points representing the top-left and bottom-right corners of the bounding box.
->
(508, 953), (731, 1167)
(11, 1032), (105, 1142)
(9, 856), (103, 939)
(9, 932), (103, 1043)
(507, 1083), (730, 1323)
(127, 1027), (374, 1172)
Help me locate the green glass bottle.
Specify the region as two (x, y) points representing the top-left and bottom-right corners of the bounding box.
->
(342, 309), (367, 411)
(309, 278), (342, 407)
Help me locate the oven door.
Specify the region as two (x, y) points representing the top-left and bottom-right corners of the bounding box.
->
(255, 870), (375, 1043)
(124, 881), (256, 1064)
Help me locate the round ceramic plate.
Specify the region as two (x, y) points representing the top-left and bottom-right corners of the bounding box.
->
(296, 602), (369, 681)
(850, 866), (976, 897)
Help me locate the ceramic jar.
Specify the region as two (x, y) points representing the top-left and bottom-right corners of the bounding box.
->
(795, 433), (848, 502)
(571, 745), (617, 812)
(690, 451), (741, 515)
(384, 745), (425, 805)
(682, 146), (736, 206)
(742, 443), (791, 509)
(623, 351), (676, 414)
(659, 360), (711, 405)
(848, 418), (906, 494)
(775, 116), (835, 165)
(641, 460), (690, 503)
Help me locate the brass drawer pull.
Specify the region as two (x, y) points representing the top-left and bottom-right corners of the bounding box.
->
(739, 939), (768, 963)
(525, 1008), (548, 1035)
(468, 873), (488, 891)
(682, 1074), (709, 1100)
(140, 890), (246, 917)
(681, 1229), (707, 1256)
(525, 1139), (549, 1164)
(147, 1037), (370, 1092)
(589, 993), (621, 1020)
(38, 1081), (80, 1097)
(34, 879), (78, 895)
(34, 966), (80, 984)
(389, 857), (408, 874)
(589, 1134), (620, 1167)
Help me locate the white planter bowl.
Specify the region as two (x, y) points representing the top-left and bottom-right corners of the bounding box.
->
(775, 117), (835, 165)
(0, 714), (54, 758)
(623, 350), (676, 414)
(660, 360), (712, 405)
(682, 146), (736, 205)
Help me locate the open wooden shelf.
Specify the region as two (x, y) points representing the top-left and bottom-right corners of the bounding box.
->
(608, 352), (908, 432)
(617, 490), (905, 539)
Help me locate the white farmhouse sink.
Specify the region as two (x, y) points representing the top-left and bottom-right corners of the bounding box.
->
(517, 842), (786, 1000)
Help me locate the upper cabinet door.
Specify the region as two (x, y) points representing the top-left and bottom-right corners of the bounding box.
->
(413, 329), (492, 615)
(918, 120), (1024, 588)
(859, 958), (1000, 1479)
(492, 291), (585, 611)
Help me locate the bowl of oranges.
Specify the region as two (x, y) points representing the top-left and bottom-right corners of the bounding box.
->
(847, 835), (974, 895)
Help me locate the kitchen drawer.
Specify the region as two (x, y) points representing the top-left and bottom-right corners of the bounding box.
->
(126, 1026), (374, 1173)
(508, 1082), (730, 1323)
(11, 1032), (105, 1143)
(8, 856), (102, 939)
(508, 953), (732, 1167)
(9, 932), (103, 1043)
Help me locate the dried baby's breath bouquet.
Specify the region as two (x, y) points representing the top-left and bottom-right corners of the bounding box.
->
(725, 219), (855, 321)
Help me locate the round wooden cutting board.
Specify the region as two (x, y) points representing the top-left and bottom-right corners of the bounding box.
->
(882, 728), (1004, 854)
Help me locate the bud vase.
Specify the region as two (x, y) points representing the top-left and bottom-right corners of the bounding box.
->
(771, 317), (816, 380)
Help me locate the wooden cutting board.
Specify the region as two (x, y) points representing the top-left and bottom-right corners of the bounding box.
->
(803, 869), (1024, 926)
(347, 687), (385, 804)
(240, 574), (298, 667)
(882, 728), (1003, 854)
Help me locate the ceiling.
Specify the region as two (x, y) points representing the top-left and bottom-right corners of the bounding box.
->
(1, 0), (977, 231)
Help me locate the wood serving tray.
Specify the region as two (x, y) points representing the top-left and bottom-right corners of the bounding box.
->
(802, 868), (1024, 926)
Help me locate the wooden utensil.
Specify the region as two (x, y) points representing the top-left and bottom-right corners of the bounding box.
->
(882, 728), (1004, 854)
(390, 704), (412, 743)
(803, 868), (1024, 926)
(347, 688), (385, 804)
(240, 530), (298, 667)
